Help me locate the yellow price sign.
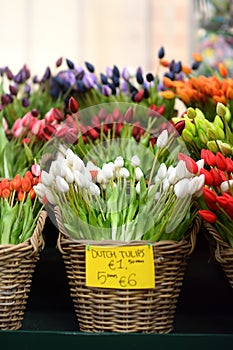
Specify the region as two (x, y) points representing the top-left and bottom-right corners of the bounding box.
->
(85, 244), (155, 289)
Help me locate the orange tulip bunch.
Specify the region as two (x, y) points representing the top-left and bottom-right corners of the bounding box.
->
(0, 165), (43, 245)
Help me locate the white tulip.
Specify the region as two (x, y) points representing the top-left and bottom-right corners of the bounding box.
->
(168, 170), (177, 185)
(96, 169), (106, 184)
(175, 160), (187, 180)
(45, 189), (57, 205)
(114, 156), (124, 168)
(66, 148), (76, 166)
(49, 160), (61, 178)
(89, 182), (100, 196)
(156, 130), (168, 148)
(131, 155), (140, 167)
(174, 179), (190, 198)
(56, 144), (67, 162)
(72, 155), (85, 173)
(119, 167), (130, 178)
(74, 170), (87, 188)
(162, 178), (170, 191)
(83, 167), (92, 182)
(56, 176), (69, 193)
(41, 170), (54, 187)
(194, 174), (205, 193)
(33, 183), (47, 199)
(220, 179), (233, 192)
(157, 163), (167, 180)
(102, 163), (114, 179)
(86, 161), (99, 171)
(196, 159), (204, 173)
(64, 166), (75, 183)
(135, 181), (141, 194)
(135, 167), (143, 181)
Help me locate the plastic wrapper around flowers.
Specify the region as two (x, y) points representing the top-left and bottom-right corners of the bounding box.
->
(35, 102), (203, 333)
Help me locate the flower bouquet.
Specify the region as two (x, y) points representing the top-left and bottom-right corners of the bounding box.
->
(34, 103), (203, 333)
(197, 149), (233, 288)
(0, 167), (47, 330)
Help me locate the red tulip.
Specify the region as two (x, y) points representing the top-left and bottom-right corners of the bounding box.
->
(200, 168), (213, 186)
(178, 153), (198, 174)
(68, 97), (79, 114)
(198, 210), (217, 223)
(216, 152), (227, 171)
(203, 188), (218, 210)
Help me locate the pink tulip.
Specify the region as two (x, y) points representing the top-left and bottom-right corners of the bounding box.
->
(31, 164), (41, 177)
(12, 118), (24, 138)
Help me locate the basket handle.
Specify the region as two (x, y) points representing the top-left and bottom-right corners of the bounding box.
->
(29, 210), (47, 256)
(187, 215), (202, 255)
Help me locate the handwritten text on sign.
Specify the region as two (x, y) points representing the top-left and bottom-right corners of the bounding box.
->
(85, 245), (155, 289)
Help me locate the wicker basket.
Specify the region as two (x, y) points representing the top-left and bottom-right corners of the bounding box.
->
(204, 221), (233, 288)
(0, 210), (47, 330)
(55, 207), (201, 333)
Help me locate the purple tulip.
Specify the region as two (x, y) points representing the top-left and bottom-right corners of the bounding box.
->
(102, 84), (112, 96)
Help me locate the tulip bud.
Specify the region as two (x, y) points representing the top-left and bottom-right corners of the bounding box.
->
(207, 141), (219, 154)
(213, 115), (224, 129)
(131, 155), (140, 167)
(124, 106), (134, 123)
(182, 128), (193, 143)
(158, 46), (165, 59)
(217, 141), (232, 155)
(89, 182), (100, 196)
(185, 119), (196, 136)
(214, 126), (225, 140)
(46, 189), (57, 205)
(68, 97), (79, 114)
(31, 164), (41, 177)
(119, 167), (130, 178)
(220, 179), (233, 192)
(41, 170), (54, 187)
(56, 176), (69, 193)
(157, 129), (168, 148)
(135, 167), (144, 181)
(206, 128), (216, 141)
(215, 152), (227, 171)
(114, 156), (124, 168)
(174, 179), (190, 198)
(186, 107), (196, 119)
(216, 102), (226, 119)
(200, 168), (213, 186)
(157, 163), (167, 180)
(198, 128), (208, 144)
(198, 210), (216, 223)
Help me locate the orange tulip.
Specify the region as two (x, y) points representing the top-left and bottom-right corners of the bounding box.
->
(192, 52), (203, 62)
(21, 177), (32, 192)
(218, 62), (228, 78)
(159, 90), (175, 99)
(12, 174), (21, 191)
(2, 188), (11, 198)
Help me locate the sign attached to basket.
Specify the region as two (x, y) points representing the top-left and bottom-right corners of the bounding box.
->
(85, 244), (155, 289)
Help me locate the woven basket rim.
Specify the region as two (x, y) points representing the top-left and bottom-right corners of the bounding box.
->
(0, 210), (47, 255)
(55, 206), (201, 255)
(203, 220), (233, 265)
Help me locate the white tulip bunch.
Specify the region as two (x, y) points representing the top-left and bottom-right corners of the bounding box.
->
(34, 130), (205, 241)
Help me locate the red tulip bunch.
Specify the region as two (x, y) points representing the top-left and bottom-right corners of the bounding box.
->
(198, 149), (233, 246)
